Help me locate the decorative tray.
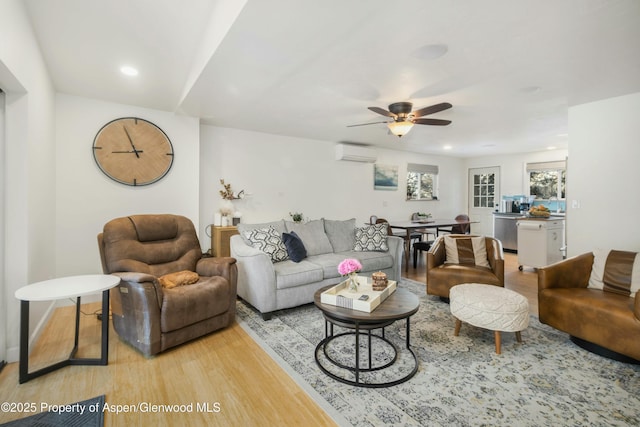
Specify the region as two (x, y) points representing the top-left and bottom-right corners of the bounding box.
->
(320, 276), (397, 312)
(412, 219), (434, 224)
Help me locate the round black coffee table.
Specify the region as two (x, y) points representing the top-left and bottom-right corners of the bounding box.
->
(313, 286), (420, 388)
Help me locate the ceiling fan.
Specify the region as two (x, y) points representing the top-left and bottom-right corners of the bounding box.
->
(348, 101), (452, 137)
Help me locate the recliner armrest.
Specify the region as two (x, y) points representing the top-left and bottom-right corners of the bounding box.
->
(111, 271), (163, 308)
(112, 271), (156, 283)
(538, 252), (594, 291)
(196, 256), (237, 279)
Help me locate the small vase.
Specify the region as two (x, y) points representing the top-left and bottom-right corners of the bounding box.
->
(347, 272), (359, 293)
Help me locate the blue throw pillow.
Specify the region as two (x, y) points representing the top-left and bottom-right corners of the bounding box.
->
(282, 231), (307, 262)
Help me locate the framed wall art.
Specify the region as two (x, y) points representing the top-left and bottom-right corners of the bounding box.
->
(374, 164), (398, 191)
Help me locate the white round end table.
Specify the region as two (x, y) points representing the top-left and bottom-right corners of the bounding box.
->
(15, 274), (120, 383)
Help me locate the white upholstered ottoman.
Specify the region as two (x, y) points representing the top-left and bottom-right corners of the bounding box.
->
(450, 283), (529, 354)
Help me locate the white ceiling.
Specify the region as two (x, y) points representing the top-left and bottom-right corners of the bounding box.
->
(24, 0), (640, 157)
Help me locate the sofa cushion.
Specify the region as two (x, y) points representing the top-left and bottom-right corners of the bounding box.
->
(354, 223), (389, 252)
(340, 251), (394, 272)
(588, 248), (640, 297)
(285, 219), (333, 256)
(238, 220), (286, 245)
(324, 218), (357, 253)
(444, 235), (490, 268)
(243, 226), (289, 263)
(282, 231), (307, 263)
(273, 260), (324, 289)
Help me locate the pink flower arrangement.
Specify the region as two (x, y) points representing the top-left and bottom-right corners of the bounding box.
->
(338, 258), (362, 276)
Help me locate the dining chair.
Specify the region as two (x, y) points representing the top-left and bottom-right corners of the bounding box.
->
(437, 214), (471, 236)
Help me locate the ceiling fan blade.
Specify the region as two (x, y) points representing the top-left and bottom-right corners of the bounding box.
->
(412, 102), (453, 117)
(413, 118), (452, 126)
(347, 120), (390, 128)
(368, 106), (396, 118)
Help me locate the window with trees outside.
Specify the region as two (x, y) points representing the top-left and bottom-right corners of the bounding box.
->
(407, 163), (438, 201)
(527, 160), (566, 200)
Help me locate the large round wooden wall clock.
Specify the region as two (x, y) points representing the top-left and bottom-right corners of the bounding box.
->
(92, 117), (174, 186)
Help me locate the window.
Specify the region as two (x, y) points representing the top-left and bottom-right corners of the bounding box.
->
(472, 173), (495, 208)
(527, 160), (566, 199)
(407, 163), (438, 200)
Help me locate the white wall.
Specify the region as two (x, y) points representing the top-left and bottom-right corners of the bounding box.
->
(0, 0), (57, 362)
(567, 92), (640, 255)
(55, 94), (201, 276)
(464, 149), (569, 200)
(199, 126), (466, 250)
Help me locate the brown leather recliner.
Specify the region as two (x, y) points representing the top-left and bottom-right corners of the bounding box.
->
(97, 214), (237, 357)
(426, 235), (504, 298)
(538, 252), (640, 362)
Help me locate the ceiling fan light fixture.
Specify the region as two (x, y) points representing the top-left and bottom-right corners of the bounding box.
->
(387, 121), (414, 137)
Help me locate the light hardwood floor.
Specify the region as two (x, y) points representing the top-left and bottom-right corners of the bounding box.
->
(0, 252), (537, 426)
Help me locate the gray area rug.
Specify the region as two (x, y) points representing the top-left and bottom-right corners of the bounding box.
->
(237, 279), (640, 427)
(0, 395), (104, 427)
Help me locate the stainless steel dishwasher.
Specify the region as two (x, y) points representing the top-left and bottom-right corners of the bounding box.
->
(493, 213), (524, 252)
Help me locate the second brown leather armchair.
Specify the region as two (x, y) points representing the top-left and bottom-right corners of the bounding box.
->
(426, 235), (504, 299)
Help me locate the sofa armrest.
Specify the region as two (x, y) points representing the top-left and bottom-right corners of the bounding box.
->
(230, 234), (278, 314)
(538, 252), (594, 291)
(487, 238), (505, 285)
(427, 237), (446, 271)
(386, 235), (404, 282)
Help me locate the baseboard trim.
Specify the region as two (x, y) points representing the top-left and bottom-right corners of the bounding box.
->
(570, 336), (639, 365)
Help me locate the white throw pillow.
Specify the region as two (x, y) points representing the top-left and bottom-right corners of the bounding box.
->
(443, 235), (490, 268)
(588, 248), (640, 298)
(354, 223), (389, 252)
(243, 226), (289, 263)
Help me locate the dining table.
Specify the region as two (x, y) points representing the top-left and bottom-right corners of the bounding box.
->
(387, 218), (477, 272)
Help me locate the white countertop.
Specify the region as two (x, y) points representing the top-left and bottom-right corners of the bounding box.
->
(15, 274), (120, 301)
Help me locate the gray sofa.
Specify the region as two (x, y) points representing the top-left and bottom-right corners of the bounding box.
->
(230, 218), (403, 319)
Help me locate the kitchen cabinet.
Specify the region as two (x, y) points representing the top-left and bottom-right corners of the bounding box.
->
(516, 218), (565, 270)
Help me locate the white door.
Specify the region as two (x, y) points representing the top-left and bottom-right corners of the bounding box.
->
(468, 167), (500, 236)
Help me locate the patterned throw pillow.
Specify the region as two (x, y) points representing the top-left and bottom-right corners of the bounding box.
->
(243, 226), (289, 263)
(354, 223), (389, 252)
(443, 235), (490, 268)
(588, 248), (640, 297)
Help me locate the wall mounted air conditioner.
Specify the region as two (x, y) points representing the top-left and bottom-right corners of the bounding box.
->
(335, 143), (377, 163)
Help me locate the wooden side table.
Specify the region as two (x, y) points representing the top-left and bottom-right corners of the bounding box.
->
(211, 225), (239, 257)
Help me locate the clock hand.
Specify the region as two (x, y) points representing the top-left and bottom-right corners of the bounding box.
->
(123, 125), (141, 158)
(112, 150), (145, 154)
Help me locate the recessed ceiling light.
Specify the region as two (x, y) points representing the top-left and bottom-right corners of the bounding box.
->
(556, 133), (568, 137)
(547, 146), (557, 150)
(120, 65), (139, 77)
(411, 44), (448, 61)
(443, 145), (453, 150)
